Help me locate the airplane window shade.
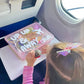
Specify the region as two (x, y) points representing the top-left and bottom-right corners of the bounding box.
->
(61, 0), (84, 20)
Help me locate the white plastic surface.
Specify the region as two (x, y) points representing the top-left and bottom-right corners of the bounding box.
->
(0, 0), (44, 27)
(0, 37), (59, 80)
(0, 3), (10, 15)
(0, 0), (8, 3)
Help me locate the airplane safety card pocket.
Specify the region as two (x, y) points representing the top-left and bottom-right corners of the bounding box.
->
(5, 22), (54, 60)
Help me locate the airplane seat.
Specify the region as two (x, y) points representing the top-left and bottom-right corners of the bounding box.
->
(0, 0), (44, 27)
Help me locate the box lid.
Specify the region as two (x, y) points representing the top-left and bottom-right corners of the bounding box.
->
(5, 22), (54, 60)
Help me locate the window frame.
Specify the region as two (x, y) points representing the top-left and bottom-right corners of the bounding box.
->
(55, 0), (83, 24)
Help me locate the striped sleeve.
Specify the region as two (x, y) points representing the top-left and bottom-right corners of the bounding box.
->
(23, 66), (34, 84)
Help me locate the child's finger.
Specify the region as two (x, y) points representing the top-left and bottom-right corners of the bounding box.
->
(30, 50), (35, 57)
(26, 52), (31, 57)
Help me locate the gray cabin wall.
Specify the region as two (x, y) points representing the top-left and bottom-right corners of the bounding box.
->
(37, 0), (84, 43)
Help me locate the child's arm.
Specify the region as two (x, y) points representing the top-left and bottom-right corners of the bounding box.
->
(22, 44), (48, 84)
(23, 51), (36, 84)
(23, 66), (34, 84)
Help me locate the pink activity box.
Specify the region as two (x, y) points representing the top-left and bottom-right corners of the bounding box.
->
(5, 22), (54, 60)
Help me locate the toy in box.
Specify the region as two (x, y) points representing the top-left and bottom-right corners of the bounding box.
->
(5, 22), (54, 60)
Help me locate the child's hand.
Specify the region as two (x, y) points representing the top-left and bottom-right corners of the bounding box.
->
(26, 50), (37, 67)
(39, 45), (49, 54)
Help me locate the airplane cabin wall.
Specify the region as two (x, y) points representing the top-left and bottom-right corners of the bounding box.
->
(37, 0), (84, 43)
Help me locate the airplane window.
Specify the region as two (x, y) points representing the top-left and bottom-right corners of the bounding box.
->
(61, 0), (84, 20)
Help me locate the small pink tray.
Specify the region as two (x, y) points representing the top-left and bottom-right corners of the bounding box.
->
(5, 22), (54, 60)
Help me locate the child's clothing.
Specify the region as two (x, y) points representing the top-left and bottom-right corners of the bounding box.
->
(23, 66), (45, 84)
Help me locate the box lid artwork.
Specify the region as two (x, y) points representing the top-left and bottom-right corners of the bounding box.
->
(5, 22), (54, 60)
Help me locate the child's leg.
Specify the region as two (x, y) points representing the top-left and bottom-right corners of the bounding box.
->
(33, 60), (46, 84)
